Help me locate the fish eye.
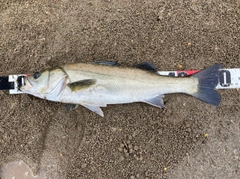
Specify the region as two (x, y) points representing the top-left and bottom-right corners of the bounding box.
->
(33, 72), (41, 79)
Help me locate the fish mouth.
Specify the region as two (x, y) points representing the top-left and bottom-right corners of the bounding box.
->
(25, 76), (32, 86)
(20, 76), (33, 91)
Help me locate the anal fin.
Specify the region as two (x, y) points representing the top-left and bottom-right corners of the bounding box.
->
(81, 104), (104, 117)
(144, 95), (164, 108)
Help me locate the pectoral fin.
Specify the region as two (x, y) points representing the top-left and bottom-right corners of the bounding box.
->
(81, 104), (104, 117)
(67, 79), (96, 92)
(144, 95), (165, 108)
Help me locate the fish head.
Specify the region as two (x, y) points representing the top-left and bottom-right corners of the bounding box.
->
(21, 67), (68, 99)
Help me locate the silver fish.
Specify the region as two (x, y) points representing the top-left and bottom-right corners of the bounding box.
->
(20, 62), (222, 116)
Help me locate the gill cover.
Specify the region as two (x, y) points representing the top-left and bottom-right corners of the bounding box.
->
(21, 67), (68, 100)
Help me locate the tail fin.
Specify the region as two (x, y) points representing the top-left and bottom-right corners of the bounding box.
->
(192, 64), (223, 106)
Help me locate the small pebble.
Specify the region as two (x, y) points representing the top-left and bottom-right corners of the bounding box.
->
(178, 64), (183, 69)
(158, 129), (163, 135)
(129, 148), (133, 154)
(134, 145), (139, 151)
(0, 127), (4, 133)
(119, 156), (124, 161)
(128, 144), (132, 149)
(81, 163), (87, 169)
(120, 143), (124, 148)
(186, 127), (191, 133)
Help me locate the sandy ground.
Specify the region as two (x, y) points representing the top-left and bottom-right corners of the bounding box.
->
(0, 0), (240, 178)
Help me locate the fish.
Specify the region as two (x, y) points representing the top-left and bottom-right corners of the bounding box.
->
(20, 62), (223, 117)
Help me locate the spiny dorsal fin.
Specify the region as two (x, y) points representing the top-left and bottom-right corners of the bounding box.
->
(135, 62), (158, 72)
(94, 61), (120, 66)
(67, 79), (96, 92)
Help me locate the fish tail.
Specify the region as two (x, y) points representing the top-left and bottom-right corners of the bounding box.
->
(191, 64), (223, 106)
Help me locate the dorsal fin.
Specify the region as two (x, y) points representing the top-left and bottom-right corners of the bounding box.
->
(94, 61), (120, 66)
(135, 62), (158, 72)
